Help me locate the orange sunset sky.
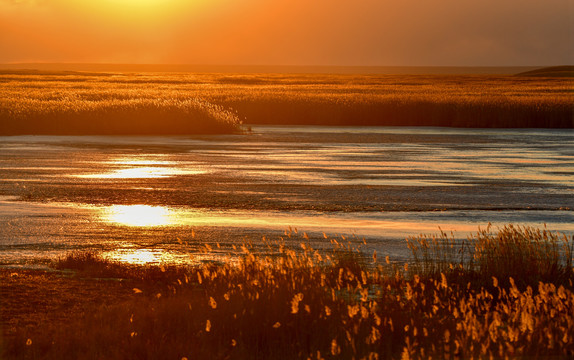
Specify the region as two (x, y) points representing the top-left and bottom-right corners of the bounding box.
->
(0, 0), (572, 66)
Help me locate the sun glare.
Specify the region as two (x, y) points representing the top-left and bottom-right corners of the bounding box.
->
(104, 0), (176, 8)
(86, 167), (178, 179)
(72, 0), (192, 28)
(103, 248), (178, 264)
(110, 248), (161, 264)
(103, 205), (173, 227)
(75, 162), (205, 179)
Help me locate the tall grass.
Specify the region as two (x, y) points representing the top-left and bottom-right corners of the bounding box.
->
(1, 71), (572, 135)
(0, 96), (242, 135)
(3, 226), (573, 359)
(407, 224), (574, 288)
(472, 225), (573, 286)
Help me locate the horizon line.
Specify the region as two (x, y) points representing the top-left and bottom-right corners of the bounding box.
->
(0, 62), (559, 75)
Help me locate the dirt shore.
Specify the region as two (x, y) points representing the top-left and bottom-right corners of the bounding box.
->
(0, 268), (135, 344)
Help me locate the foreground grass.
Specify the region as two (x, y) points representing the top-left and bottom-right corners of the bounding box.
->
(0, 71), (572, 135)
(2, 225), (573, 359)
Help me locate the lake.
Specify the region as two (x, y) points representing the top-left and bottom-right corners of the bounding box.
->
(0, 126), (572, 267)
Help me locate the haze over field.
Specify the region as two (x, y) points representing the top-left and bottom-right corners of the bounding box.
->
(1, 0), (572, 67)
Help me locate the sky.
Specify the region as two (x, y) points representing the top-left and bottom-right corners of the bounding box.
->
(0, 0), (572, 66)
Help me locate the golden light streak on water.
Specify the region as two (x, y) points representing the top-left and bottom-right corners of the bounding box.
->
(102, 247), (228, 266)
(109, 249), (160, 264)
(110, 158), (176, 166)
(103, 205), (174, 227)
(96, 202), (482, 236)
(102, 248), (179, 265)
(77, 166), (205, 179)
(74, 156), (205, 179)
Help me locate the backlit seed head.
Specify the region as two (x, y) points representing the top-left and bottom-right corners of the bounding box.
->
(331, 339), (341, 356)
(209, 297), (217, 309)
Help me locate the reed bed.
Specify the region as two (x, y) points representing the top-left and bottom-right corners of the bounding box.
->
(1, 71), (572, 135)
(0, 96), (241, 135)
(407, 224), (574, 288)
(3, 226), (573, 359)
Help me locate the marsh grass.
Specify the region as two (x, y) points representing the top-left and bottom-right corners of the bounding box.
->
(1, 72), (572, 135)
(473, 225), (573, 287)
(3, 226), (574, 359)
(407, 224), (574, 289)
(0, 96), (241, 135)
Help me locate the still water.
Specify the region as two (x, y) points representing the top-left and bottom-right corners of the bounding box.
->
(0, 126), (572, 266)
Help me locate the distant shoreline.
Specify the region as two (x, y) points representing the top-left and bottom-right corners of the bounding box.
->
(0, 63), (545, 75)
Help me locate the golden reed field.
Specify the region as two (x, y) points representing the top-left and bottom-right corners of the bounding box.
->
(1, 225), (573, 359)
(0, 69), (572, 135)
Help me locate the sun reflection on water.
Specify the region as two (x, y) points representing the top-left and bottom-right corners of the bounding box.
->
(101, 248), (231, 266)
(75, 156), (205, 179)
(111, 158), (176, 166)
(103, 248), (179, 265)
(98, 167), (176, 179)
(78, 166), (205, 179)
(103, 205), (174, 227)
